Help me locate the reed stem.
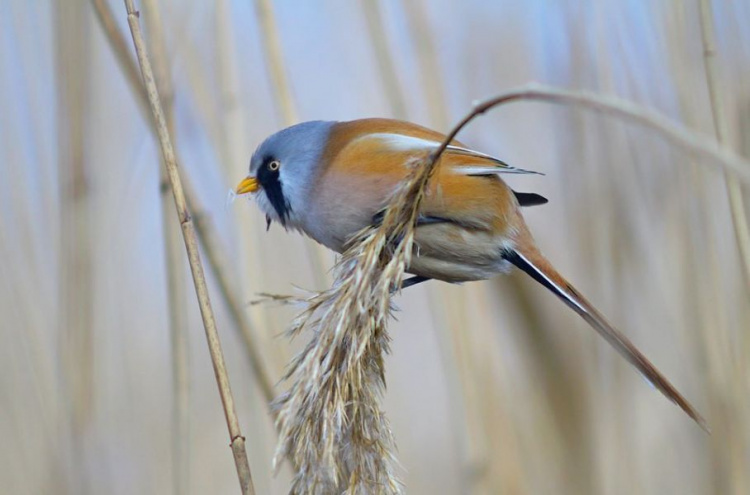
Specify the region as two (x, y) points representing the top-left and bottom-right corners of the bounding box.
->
(123, 2), (255, 493)
(91, 0), (276, 405)
(698, 0), (750, 289)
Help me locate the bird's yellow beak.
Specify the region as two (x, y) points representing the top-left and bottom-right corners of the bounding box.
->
(235, 176), (260, 195)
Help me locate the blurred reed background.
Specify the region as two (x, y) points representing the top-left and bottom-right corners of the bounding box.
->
(2, 0), (749, 493)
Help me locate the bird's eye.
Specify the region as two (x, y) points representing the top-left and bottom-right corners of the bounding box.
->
(268, 160), (280, 171)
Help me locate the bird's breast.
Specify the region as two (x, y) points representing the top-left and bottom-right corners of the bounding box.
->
(302, 167), (400, 252)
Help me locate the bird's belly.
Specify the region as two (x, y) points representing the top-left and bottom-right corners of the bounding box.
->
(407, 255), (510, 283)
(408, 223), (512, 283)
(300, 174), (515, 282)
(302, 204), (513, 282)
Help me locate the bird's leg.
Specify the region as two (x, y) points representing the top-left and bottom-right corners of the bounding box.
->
(401, 275), (431, 289)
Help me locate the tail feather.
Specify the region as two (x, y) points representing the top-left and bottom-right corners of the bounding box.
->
(504, 248), (708, 432)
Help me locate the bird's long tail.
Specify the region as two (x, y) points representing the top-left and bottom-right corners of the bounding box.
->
(503, 245), (708, 432)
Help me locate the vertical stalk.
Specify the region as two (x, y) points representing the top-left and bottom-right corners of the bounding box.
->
(698, 0), (750, 290)
(362, 0), (408, 120)
(215, 0), (289, 383)
(400, 0), (448, 130)
(253, 0), (297, 125)
(123, 2), (255, 493)
(56, 0), (92, 491)
(698, 2), (750, 493)
(90, 0), (276, 405)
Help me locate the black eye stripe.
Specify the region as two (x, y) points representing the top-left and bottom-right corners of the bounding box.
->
(257, 158), (291, 225)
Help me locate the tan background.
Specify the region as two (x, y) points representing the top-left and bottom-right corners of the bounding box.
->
(1, 0), (749, 493)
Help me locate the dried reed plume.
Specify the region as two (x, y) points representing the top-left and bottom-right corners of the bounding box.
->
(273, 152), (439, 494)
(273, 82), (750, 494)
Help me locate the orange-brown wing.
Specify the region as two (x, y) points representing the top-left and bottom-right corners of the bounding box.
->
(421, 154), (519, 233)
(322, 118), (538, 178)
(320, 119), (521, 233)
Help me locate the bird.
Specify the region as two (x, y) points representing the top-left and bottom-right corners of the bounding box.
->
(235, 118), (707, 430)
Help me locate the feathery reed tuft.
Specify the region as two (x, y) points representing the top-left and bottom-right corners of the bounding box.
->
(273, 153), (441, 494)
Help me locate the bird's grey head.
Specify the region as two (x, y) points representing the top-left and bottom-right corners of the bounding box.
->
(248, 121), (335, 228)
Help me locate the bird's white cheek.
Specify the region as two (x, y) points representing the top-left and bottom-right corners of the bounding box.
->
(251, 192), (279, 222)
(251, 189), (306, 231)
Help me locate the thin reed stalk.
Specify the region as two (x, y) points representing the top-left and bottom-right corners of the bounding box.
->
(697, 2), (750, 493)
(162, 190), (191, 495)
(192, 209), (275, 402)
(58, 0), (93, 433)
(123, 2), (255, 493)
(215, 0), (291, 384)
(439, 84), (750, 183)
(91, 0), (276, 404)
(362, 0), (408, 120)
(215, 0), (247, 179)
(400, 0), (448, 130)
(252, 0), (297, 125)
(141, 0), (191, 492)
(698, 0), (750, 290)
(665, 17), (732, 489)
(56, 1), (93, 491)
(92, 0), (144, 99)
